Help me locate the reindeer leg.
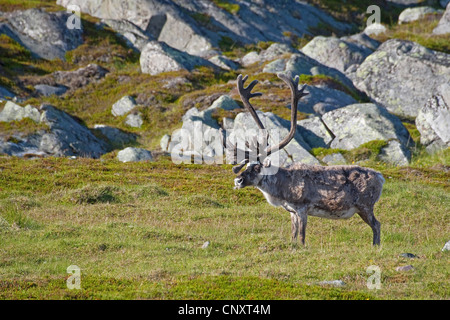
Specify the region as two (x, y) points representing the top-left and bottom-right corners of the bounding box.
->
(282, 205), (299, 242)
(290, 212), (299, 242)
(296, 211), (308, 246)
(357, 207), (381, 246)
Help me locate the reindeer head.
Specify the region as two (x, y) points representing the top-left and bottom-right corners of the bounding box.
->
(229, 73), (308, 184)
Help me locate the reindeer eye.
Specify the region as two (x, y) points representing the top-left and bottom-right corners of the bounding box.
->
(254, 164), (261, 173)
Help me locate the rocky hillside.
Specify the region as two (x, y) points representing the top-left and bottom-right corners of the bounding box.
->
(0, 0), (449, 166)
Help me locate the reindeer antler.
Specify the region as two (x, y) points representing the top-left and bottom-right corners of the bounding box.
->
(237, 74), (265, 130)
(231, 73), (308, 174)
(266, 73), (308, 156)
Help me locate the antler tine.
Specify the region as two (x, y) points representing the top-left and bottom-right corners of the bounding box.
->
(265, 73), (309, 156)
(237, 74), (265, 130)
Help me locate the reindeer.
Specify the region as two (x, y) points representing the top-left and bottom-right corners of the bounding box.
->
(229, 73), (385, 246)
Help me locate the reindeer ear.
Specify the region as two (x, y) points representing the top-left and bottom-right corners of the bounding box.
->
(232, 160), (248, 174)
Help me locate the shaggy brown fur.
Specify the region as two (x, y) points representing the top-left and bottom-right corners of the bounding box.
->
(234, 163), (385, 245)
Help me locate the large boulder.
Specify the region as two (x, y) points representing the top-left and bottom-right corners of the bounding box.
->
(140, 41), (216, 75)
(56, 0), (351, 56)
(378, 140), (411, 166)
(39, 104), (108, 158)
(297, 116), (334, 149)
(0, 86), (15, 101)
(93, 124), (137, 148)
(433, 3), (450, 34)
(415, 83), (450, 153)
(168, 95), (240, 162)
(322, 103), (412, 150)
(263, 52), (358, 93)
(34, 84), (68, 97)
(340, 33), (380, 51)
(0, 8), (83, 60)
(353, 39), (450, 118)
(0, 101), (40, 123)
(240, 43), (296, 67)
(296, 84), (358, 115)
(301, 36), (373, 73)
(57, 0), (216, 56)
(398, 6), (443, 24)
(102, 18), (153, 51)
(208, 55), (239, 71)
(363, 23), (387, 36)
(229, 111), (319, 166)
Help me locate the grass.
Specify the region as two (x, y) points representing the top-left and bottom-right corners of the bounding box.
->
(312, 140), (389, 164)
(0, 153), (448, 300)
(211, 0), (240, 15)
(0, 0), (59, 12)
(0, 0), (449, 300)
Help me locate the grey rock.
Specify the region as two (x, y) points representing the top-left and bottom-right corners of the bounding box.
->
(57, 0), (351, 56)
(170, 95), (240, 158)
(278, 53), (358, 92)
(0, 101), (40, 123)
(222, 117), (235, 131)
(442, 240), (450, 251)
(201, 241), (210, 249)
(400, 253), (417, 258)
(34, 84), (68, 97)
(117, 147), (152, 162)
(39, 104), (108, 158)
(93, 124), (137, 147)
(102, 18), (152, 51)
(229, 111), (319, 166)
(301, 36), (373, 73)
(112, 95), (136, 117)
(162, 76), (192, 90)
(241, 51), (261, 67)
(160, 134), (171, 152)
(318, 280), (346, 287)
(0, 138), (47, 158)
(261, 43), (296, 61)
(140, 41), (216, 75)
(52, 64), (109, 90)
(125, 113), (143, 128)
(184, 95), (240, 130)
(297, 116), (334, 149)
(322, 103), (412, 150)
(433, 3), (450, 34)
(263, 58), (287, 73)
(415, 83), (450, 153)
(398, 6), (443, 24)
(363, 23), (387, 36)
(296, 84), (358, 115)
(353, 39), (450, 118)
(208, 55), (239, 70)
(322, 153), (347, 165)
(340, 33), (380, 51)
(396, 265), (414, 272)
(378, 140), (411, 166)
(248, 43), (297, 69)
(0, 86), (14, 101)
(0, 8), (83, 60)
(58, 0), (214, 56)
